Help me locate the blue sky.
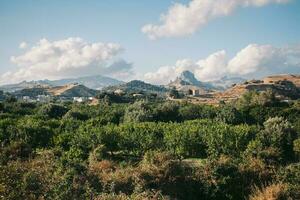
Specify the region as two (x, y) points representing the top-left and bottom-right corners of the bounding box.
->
(0, 0), (300, 84)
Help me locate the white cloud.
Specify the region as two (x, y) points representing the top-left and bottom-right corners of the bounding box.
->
(100, 59), (134, 81)
(19, 42), (27, 49)
(142, 0), (290, 39)
(227, 44), (285, 75)
(195, 50), (228, 81)
(1, 37), (132, 84)
(144, 43), (300, 84)
(144, 66), (177, 85)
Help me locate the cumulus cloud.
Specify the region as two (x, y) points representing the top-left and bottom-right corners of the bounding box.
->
(195, 50), (228, 81)
(19, 42), (27, 49)
(1, 37), (133, 84)
(144, 43), (300, 84)
(100, 59), (134, 81)
(142, 0), (290, 39)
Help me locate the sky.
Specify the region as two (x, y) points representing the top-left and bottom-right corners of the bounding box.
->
(0, 0), (300, 85)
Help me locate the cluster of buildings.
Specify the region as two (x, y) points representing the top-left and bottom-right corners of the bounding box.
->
(21, 95), (95, 103)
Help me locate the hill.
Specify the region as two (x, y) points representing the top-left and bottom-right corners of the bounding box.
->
(13, 83), (97, 98)
(0, 81), (52, 93)
(103, 80), (168, 94)
(47, 84), (97, 97)
(263, 74), (300, 87)
(0, 74), (123, 92)
(168, 71), (245, 92)
(168, 71), (215, 91)
(214, 75), (300, 102)
(49, 75), (123, 90)
(208, 76), (246, 90)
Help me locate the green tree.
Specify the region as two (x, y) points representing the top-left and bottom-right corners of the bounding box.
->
(153, 101), (180, 122)
(123, 100), (153, 123)
(216, 105), (242, 124)
(39, 103), (68, 118)
(169, 88), (180, 99)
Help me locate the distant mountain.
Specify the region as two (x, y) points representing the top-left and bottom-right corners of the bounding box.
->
(168, 70), (216, 91)
(0, 80), (52, 93)
(178, 71), (202, 86)
(208, 76), (246, 90)
(49, 75), (123, 90)
(13, 83), (97, 98)
(168, 71), (246, 91)
(104, 80), (168, 94)
(0, 75), (123, 92)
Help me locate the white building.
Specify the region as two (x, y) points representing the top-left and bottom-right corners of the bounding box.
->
(73, 97), (88, 103)
(114, 89), (125, 95)
(22, 96), (36, 102)
(37, 95), (51, 103)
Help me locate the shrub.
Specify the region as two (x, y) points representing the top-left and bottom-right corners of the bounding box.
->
(88, 145), (109, 164)
(39, 104), (68, 118)
(0, 141), (32, 164)
(123, 101), (153, 123)
(249, 183), (290, 200)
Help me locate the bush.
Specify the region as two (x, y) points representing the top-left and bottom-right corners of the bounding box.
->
(0, 141), (32, 164)
(89, 145), (109, 163)
(258, 117), (297, 163)
(124, 101), (153, 123)
(249, 183), (290, 200)
(39, 104), (68, 118)
(216, 105), (242, 124)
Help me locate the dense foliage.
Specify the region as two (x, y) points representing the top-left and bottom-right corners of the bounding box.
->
(0, 91), (300, 200)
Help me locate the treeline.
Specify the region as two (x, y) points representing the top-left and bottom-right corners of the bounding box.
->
(0, 90), (300, 199)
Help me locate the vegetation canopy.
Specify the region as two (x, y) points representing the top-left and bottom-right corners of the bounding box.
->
(0, 94), (300, 200)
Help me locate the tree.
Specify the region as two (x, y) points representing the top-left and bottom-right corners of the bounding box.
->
(293, 138), (300, 160)
(39, 103), (68, 118)
(247, 117), (297, 164)
(203, 123), (255, 158)
(123, 100), (153, 123)
(153, 101), (180, 122)
(0, 102), (4, 113)
(5, 95), (17, 103)
(63, 110), (89, 121)
(169, 88), (180, 99)
(237, 89), (278, 109)
(216, 105), (242, 124)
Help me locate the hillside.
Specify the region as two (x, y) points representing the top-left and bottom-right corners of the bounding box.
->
(208, 76), (246, 90)
(104, 80), (168, 94)
(168, 71), (216, 91)
(47, 84), (97, 97)
(13, 83), (97, 98)
(168, 71), (245, 92)
(13, 87), (50, 98)
(0, 81), (52, 93)
(263, 74), (300, 87)
(49, 75), (123, 90)
(0, 74), (122, 92)
(214, 75), (300, 102)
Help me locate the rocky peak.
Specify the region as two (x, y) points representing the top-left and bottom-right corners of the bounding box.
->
(178, 70), (200, 85)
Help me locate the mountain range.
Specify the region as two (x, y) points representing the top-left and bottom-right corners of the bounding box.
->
(0, 71), (250, 97)
(13, 83), (97, 98)
(103, 80), (168, 94)
(0, 74), (123, 92)
(1, 71), (299, 101)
